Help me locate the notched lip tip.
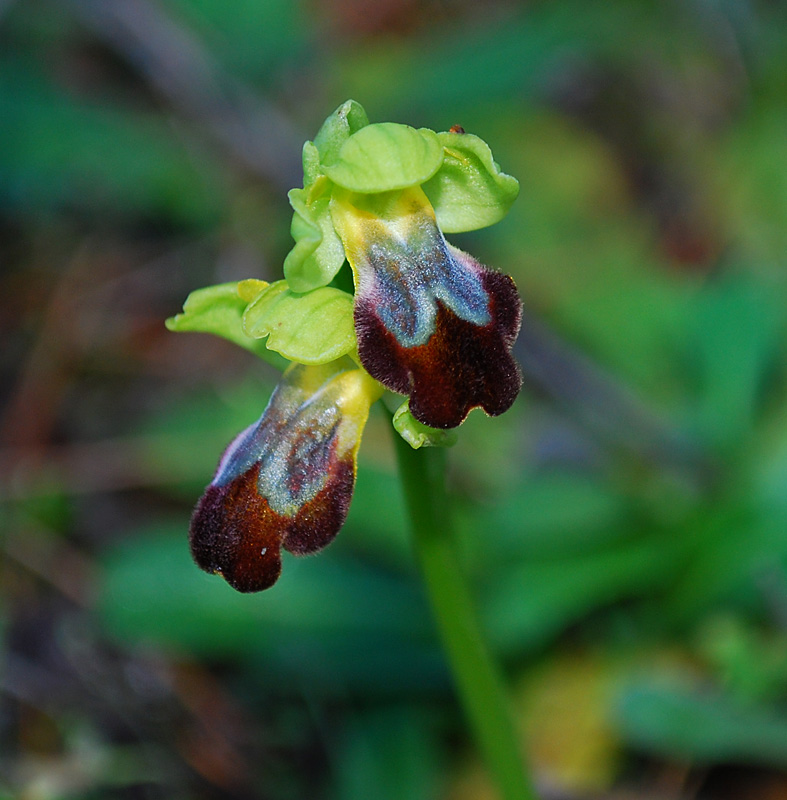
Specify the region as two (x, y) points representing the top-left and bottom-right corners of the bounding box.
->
(227, 575), (280, 593)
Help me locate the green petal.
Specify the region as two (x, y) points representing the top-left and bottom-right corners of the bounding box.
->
(422, 131), (519, 233)
(242, 280), (355, 364)
(322, 123), (443, 194)
(165, 282), (287, 369)
(301, 140), (322, 187)
(392, 400), (458, 449)
(313, 99), (370, 167)
(283, 182), (346, 293)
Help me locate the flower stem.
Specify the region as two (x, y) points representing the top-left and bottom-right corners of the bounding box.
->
(392, 435), (538, 800)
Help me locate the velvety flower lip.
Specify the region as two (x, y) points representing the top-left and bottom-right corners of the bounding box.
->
(331, 187), (523, 429)
(189, 362), (381, 592)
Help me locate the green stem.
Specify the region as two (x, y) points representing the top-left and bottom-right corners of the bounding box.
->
(392, 434), (538, 800)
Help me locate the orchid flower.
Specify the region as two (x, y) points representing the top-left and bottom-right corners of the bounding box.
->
(285, 101), (522, 428)
(168, 101), (522, 591)
(189, 361), (381, 592)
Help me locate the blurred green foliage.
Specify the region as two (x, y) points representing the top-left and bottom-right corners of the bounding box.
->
(3, 0), (787, 798)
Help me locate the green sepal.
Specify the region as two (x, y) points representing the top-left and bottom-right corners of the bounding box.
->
(283, 181), (346, 293)
(237, 278), (268, 302)
(322, 123), (444, 194)
(392, 400), (458, 449)
(313, 99), (370, 167)
(422, 131), (519, 233)
(242, 280), (356, 365)
(165, 282), (287, 369)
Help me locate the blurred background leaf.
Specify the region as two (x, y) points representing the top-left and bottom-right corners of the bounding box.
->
(3, 0), (787, 798)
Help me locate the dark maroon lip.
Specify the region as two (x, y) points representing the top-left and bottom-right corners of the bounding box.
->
(190, 457), (356, 594)
(356, 269), (523, 429)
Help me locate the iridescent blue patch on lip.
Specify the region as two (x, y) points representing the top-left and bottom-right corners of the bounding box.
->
(363, 220), (491, 349)
(210, 370), (345, 517)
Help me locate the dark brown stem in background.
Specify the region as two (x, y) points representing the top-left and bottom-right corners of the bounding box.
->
(62, 0), (304, 191)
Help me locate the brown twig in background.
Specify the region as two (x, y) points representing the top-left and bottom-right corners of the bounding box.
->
(61, 0), (305, 192)
(0, 246), (97, 449)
